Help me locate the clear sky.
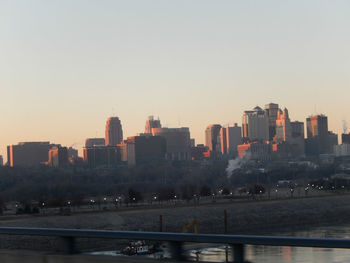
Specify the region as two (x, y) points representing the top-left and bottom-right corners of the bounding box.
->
(1, 0), (349, 160)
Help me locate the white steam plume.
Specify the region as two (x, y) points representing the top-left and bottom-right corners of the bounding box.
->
(226, 152), (251, 178)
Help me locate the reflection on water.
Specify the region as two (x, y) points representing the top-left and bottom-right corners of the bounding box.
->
(188, 225), (350, 263)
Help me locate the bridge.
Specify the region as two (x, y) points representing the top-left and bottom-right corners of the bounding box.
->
(1, 227), (350, 262)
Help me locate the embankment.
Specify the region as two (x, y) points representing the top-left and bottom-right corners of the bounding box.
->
(1, 195), (350, 251)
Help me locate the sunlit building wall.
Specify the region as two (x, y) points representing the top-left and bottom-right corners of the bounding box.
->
(275, 108), (292, 143)
(144, 116), (161, 134)
(205, 124), (222, 155)
(105, 117), (123, 146)
(220, 124), (242, 157)
(306, 114), (330, 155)
(242, 106), (269, 142)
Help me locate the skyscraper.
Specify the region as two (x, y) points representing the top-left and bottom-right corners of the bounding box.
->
(220, 124), (242, 156)
(205, 124), (222, 153)
(0, 155), (3, 166)
(145, 116), (161, 134)
(152, 127), (191, 161)
(275, 108), (292, 143)
(265, 103), (279, 140)
(242, 106), (269, 142)
(306, 114), (330, 155)
(105, 117), (123, 146)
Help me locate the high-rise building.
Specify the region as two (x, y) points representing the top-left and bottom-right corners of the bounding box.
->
(265, 103), (279, 140)
(48, 146), (69, 167)
(306, 114), (330, 155)
(122, 135), (166, 166)
(83, 146), (120, 168)
(290, 121), (305, 156)
(275, 108), (292, 143)
(0, 155), (3, 166)
(85, 138), (105, 148)
(242, 106), (269, 142)
(342, 133), (350, 144)
(105, 117), (123, 146)
(220, 124), (242, 156)
(152, 127), (191, 161)
(7, 142), (51, 167)
(328, 131), (338, 153)
(145, 116), (161, 134)
(205, 124), (222, 152)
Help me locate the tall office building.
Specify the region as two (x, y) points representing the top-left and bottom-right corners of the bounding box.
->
(7, 142), (51, 167)
(152, 127), (191, 161)
(105, 117), (123, 146)
(290, 121), (305, 156)
(0, 155), (3, 166)
(145, 116), (161, 134)
(275, 108), (292, 143)
(122, 135), (166, 166)
(220, 124), (242, 156)
(242, 106), (269, 142)
(306, 114), (330, 155)
(205, 124), (222, 154)
(265, 103), (279, 140)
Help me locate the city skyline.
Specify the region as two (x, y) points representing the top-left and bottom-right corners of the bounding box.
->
(1, 1), (349, 159)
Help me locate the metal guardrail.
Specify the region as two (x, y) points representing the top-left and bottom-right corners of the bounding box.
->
(1, 227), (350, 262)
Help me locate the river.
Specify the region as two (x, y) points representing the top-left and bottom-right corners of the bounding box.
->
(92, 224), (350, 262)
(186, 224), (350, 262)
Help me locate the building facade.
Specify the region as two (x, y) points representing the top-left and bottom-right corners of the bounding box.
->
(342, 133), (350, 144)
(265, 103), (279, 140)
(83, 146), (120, 168)
(7, 142), (51, 167)
(105, 117), (123, 146)
(152, 127), (191, 161)
(145, 116), (161, 134)
(220, 124), (242, 156)
(275, 108), (292, 143)
(306, 114), (330, 155)
(85, 138), (105, 148)
(123, 135), (166, 166)
(242, 106), (269, 142)
(48, 146), (69, 167)
(205, 124), (222, 156)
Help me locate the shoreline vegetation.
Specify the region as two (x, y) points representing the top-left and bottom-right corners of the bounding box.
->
(1, 194), (350, 252)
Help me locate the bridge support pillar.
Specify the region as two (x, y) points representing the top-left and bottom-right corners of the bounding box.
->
(231, 243), (244, 263)
(169, 241), (187, 261)
(62, 236), (78, 254)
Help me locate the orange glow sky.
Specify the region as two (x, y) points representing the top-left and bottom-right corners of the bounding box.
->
(1, 1), (350, 161)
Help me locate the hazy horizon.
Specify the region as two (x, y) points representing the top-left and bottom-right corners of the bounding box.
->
(1, 0), (350, 160)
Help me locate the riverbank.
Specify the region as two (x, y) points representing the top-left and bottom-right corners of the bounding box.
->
(1, 194), (350, 251)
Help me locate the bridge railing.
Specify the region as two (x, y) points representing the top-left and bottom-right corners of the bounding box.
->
(1, 227), (350, 262)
